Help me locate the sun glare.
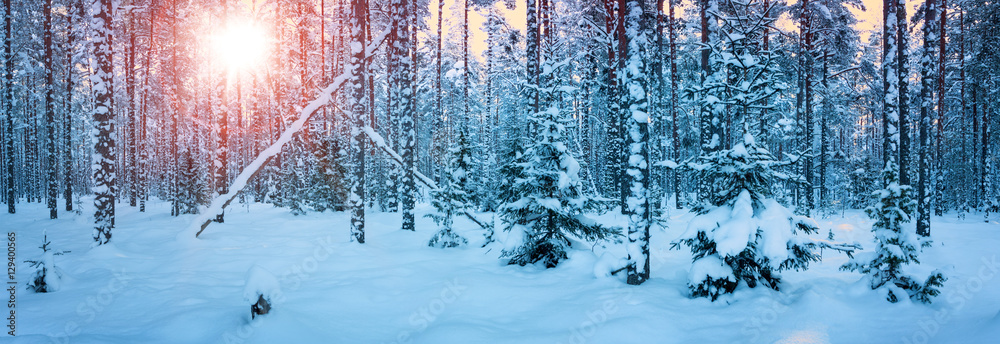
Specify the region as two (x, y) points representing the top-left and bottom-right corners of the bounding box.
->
(213, 21), (270, 71)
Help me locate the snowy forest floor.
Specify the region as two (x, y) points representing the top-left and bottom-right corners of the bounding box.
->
(6, 199), (1000, 343)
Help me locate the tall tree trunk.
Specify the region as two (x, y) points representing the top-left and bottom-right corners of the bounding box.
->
(934, 0), (947, 216)
(603, 0), (622, 203)
(614, 0), (627, 211)
(668, 0), (681, 209)
(170, 0), (181, 217)
(64, 0), (82, 212)
(396, 0), (416, 231)
(127, 3), (137, 209)
(971, 85), (979, 209)
(4, 0), (14, 214)
(139, 1), (155, 213)
(917, 0), (937, 237)
(92, 0), (116, 244)
(44, 0), (57, 219)
(527, 0), (540, 117)
(980, 86), (989, 220)
(348, 0), (368, 243)
(798, 0), (814, 215)
(623, 0), (650, 286)
(897, 0), (910, 186)
(696, 0), (720, 204)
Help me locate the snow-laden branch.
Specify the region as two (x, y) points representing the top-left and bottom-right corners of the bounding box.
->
(189, 75), (348, 238)
(188, 31), (390, 239)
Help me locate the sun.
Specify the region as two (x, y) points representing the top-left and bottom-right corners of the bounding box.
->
(212, 21), (270, 71)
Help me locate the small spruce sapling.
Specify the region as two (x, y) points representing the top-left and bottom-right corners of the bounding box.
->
(840, 163), (946, 303)
(675, 132), (857, 300)
(427, 128), (473, 248)
(499, 106), (619, 268)
(24, 232), (70, 293)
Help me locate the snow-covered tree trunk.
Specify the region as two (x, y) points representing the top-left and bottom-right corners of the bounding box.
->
(138, 1), (153, 213)
(391, 0), (416, 231)
(91, 0), (116, 244)
(43, 0), (57, 219)
(169, 0), (181, 217)
(622, 0), (651, 286)
(613, 0), (627, 211)
(796, 0), (814, 215)
(696, 0), (722, 204)
(4, 0), (14, 214)
(348, 0), (369, 243)
(214, 2), (228, 223)
(127, 5), (138, 210)
(668, 0), (681, 210)
(934, 0), (947, 217)
(897, 0), (910, 187)
(917, 0), (937, 237)
(882, 0), (898, 169)
(63, 1), (81, 212)
(603, 0), (623, 206)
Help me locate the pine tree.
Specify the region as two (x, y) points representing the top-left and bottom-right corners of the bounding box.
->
(840, 162), (945, 303)
(427, 128), (473, 248)
(676, 131), (827, 301)
(499, 106), (618, 268)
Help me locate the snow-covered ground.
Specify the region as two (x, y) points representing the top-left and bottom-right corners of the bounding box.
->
(6, 199), (1000, 343)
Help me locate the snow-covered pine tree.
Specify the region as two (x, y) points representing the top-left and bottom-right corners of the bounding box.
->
(427, 127), (474, 248)
(24, 232), (69, 293)
(676, 130), (824, 300)
(839, 162), (945, 303)
(307, 136), (348, 212)
(177, 149), (205, 215)
(499, 105), (618, 268)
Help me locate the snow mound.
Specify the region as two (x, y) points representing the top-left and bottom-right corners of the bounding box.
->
(243, 265), (282, 305)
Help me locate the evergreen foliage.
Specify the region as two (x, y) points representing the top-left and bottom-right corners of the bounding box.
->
(499, 106), (618, 268)
(841, 164), (946, 303)
(676, 132), (826, 300)
(24, 232), (69, 293)
(427, 128), (473, 248)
